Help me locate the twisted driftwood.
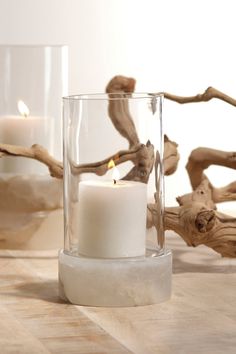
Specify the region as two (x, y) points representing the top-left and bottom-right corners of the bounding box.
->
(148, 178), (236, 257)
(72, 142), (154, 183)
(106, 76), (236, 257)
(0, 143), (63, 179)
(105, 76), (179, 181)
(1, 75), (236, 257)
(162, 86), (236, 107)
(106, 76), (139, 147)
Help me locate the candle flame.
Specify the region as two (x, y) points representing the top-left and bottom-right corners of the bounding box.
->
(17, 100), (30, 118)
(108, 159), (120, 184)
(107, 159), (115, 169)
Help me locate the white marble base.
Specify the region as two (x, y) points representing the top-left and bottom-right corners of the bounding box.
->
(58, 249), (172, 307)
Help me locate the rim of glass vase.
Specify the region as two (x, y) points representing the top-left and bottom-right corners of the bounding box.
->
(63, 92), (164, 101)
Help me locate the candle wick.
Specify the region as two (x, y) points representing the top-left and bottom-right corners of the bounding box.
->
(113, 179), (117, 185)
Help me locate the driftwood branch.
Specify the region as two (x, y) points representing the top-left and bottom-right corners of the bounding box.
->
(0, 143), (63, 179)
(72, 142), (154, 183)
(105, 75), (155, 183)
(186, 147), (236, 189)
(106, 76), (180, 179)
(107, 75), (236, 107)
(160, 146), (236, 257)
(163, 151), (236, 257)
(0, 140), (154, 184)
(164, 205), (236, 258)
(163, 86), (236, 107)
(106, 75), (139, 147)
(0, 139), (168, 185)
(163, 135), (180, 176)
(186, 147), (236, 203)
(148, 179), (236, 258)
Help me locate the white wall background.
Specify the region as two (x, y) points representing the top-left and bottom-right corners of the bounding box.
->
(0, 0), (235, 211)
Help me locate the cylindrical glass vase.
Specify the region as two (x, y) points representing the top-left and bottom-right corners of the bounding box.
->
(0, 45), (68, 249)
(59, 93), (172, 307)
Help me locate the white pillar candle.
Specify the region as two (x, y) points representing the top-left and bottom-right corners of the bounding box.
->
(77, 180), (147, 258)
(0, 101), (49, 174)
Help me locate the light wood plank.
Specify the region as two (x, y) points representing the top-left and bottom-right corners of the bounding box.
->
(0, 251), (131, 353)
(0, 233), (235, 353)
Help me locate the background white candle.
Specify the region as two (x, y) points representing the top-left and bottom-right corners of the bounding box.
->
(77, 180), (147, 258)
(0, 101), (50, 174)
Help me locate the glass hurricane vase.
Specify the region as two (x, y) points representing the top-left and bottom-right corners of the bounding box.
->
(0, 45), (68, 249)
(59, 93), (172, 306)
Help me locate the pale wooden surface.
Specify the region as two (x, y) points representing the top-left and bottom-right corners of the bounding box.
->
(0, 232), (235, 354)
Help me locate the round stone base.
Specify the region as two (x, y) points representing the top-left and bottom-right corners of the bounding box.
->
(58, 249), (172, 307)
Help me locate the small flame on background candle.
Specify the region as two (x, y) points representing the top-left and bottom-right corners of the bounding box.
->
(17, 100), (30, 118)
(108, 159), (120, 184)
(107, 159), (115, 169)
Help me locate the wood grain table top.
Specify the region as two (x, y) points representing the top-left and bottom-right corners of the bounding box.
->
(0, 231), (235, 354)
